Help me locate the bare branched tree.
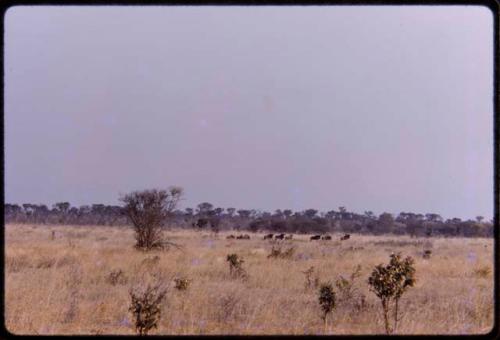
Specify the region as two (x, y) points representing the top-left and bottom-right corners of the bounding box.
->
(120, 187), (183, 250)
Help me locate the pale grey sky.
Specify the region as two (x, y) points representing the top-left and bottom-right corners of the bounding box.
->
(4, 6), (494, 220)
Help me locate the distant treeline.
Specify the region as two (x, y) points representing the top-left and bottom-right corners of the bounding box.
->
(4, 202), (493, 238)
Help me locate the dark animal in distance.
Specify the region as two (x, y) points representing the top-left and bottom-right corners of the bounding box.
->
(236, 234), (250, 240)
(226, 235), (235, 239)
(310, 235), (321, 240)
(321, 235), (332, 240)
(275, 233), (285, 240)
(285, 234), (293, 240)
(340, 234), (351, 241)
(264, 234), (274, 240)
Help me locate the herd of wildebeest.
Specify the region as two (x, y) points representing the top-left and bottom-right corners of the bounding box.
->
(225, 233), (351, 241)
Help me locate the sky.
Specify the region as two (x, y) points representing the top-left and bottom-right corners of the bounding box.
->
(4, 6), (494, 220)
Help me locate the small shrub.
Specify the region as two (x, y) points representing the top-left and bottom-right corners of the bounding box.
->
(368, 253), (416, 334)
(335, 265), (362, 306)
(107, 269), (128, 286)
(373, 240), (424, 247)
(6, 255), (31, 273)
(36, 257), (56, 269)
(141, 256), (161, 267)
(56, 255), (79, 268)
(268, 246), (281, 259)
(129, 282), (168, 335)
(303, 266), (320, 291)
(267, 245), (296, 259)
(318, 282), (336, 331)
(422, 250), (432, 259)
(174, 277), (192, 291)
(473, 266), (491, 279)
(226, 254), (248, 280)
(216, 292), (241, 323)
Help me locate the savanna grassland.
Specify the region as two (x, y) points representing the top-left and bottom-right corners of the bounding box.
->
(5, 223), (494, 335)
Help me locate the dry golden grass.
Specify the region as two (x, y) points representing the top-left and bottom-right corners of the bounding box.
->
(5, 223), (494, 335)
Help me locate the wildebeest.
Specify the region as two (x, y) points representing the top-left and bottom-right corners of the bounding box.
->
(321, 235), (332, 240)
(340, 234), (351, 241)
(310, 235), (321, 240)
(285, 234), (293, 240)
(275, 233), (285, 240)
(226, 235), (235, 239)
(264, 233), (274, 240)
(237, 234), (250, 240)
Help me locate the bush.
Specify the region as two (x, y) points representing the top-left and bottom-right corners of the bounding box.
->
(129, 282), (168, 335)
(174, 277), (192, 291)
(303, 266), (320, 291)
(335, 264), (364, 309)
(318, 282), (336, 331)
(120, 187), (183, 251)
(422, 250), (432, 259)
(267, 245), (296, 259)
(107, 269), (128, 286)
(473, 266), (491, 279)
(368, 253), (416, 334)
(226, 254), (248, 280)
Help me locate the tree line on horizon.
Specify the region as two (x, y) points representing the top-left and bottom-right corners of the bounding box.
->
(4, 198), (493, 238)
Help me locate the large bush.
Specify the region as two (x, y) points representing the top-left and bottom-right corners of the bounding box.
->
(120, 187), (183, 250)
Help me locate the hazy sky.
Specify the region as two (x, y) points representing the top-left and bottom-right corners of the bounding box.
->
(5, 6), (494, 220)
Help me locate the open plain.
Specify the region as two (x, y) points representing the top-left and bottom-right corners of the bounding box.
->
(5, 223), (494, 335)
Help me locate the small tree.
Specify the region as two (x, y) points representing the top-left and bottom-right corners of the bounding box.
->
(120, 187), (183, 250)
(318, 282), (336, 332)
(368, 253), (416, 334)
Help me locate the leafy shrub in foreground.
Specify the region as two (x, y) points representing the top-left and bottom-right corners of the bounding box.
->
(318, 282), (337, 332)
(129, 282), (168, 335)
(368, 253), (416, 334)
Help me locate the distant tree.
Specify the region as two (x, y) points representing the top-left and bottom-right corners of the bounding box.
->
(53, 202), (70, 214)
(196, 202), (213, 215)
(237, 209), (251, 219)
(212, 207), (224, 217)
(120, 187), (183, 250)
(325, 210), (337, 220)
(249, 218), (268, 233)
(462, 220), (481, 237)
(425, 213), (442, 223)
(364, 211), (375, 220)
(226, 208), (236, 218)
(304, 209), (318, 219)
(283, 209), (293, 219)
(22, 203), (35, 216)
(476, 216), (484, 223)
(338, 206), (348, 220)
(273, 209), (284, 219)
(194, 218), (209, 230)
(375, 213), (394, 235)
(261, 211), (272, 218)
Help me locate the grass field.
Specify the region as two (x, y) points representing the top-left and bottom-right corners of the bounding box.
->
(4, 223), (494, 335)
